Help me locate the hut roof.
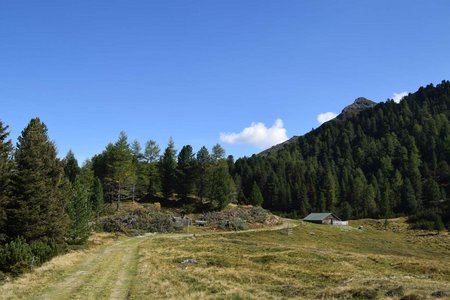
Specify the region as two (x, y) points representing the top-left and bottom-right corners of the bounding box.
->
(303, 212), (341, 221)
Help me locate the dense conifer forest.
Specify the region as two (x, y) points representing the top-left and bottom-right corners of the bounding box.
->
(0, 80), (449, 276)
(234, 81), (450, 229)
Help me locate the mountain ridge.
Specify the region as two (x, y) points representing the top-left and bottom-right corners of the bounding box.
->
(235, 80), (450, 227)
(260, 96), (377, 155)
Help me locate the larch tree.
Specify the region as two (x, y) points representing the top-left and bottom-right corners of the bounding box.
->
(108, 132), (136, 209)
(145, 140), (161, 198)
(211, 143), (225, 161)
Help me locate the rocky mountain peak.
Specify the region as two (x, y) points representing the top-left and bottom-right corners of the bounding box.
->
(336, 97), (377, 121)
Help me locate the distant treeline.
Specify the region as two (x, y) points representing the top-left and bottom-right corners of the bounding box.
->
(233, 81), (450, 229)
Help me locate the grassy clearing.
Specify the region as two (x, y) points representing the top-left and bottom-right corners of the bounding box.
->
(1, 219), (449, 299)
(131, 221), (450, 299)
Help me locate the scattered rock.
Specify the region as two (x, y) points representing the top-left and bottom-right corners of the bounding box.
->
(308, 231), (315, 235)
(180, 259), (198, 266)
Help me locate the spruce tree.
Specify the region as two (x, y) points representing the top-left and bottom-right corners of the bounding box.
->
(402, 178), (417, 214)
(249, 182), (264, 206)
(196, 146), (211, 202)
(176, 145), (195, 201)
(207, 160), (236, 210)
(7, 118), (70, 245)
(159, 138), (177, 200)
(63, 150), (80, 184)
(0, 120), (13, 242)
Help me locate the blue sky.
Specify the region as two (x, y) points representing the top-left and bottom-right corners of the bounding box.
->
(1, 1), (450, 163)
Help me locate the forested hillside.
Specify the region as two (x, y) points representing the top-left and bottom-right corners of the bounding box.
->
(234, 81), (450, 227)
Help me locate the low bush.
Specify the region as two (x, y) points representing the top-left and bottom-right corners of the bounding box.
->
(219, 218), (248, 231)
(200, 207), (273, 231)
(0, 237), (59, 276)
(99, 207), (178, 234)
(408, 210), (445, 232)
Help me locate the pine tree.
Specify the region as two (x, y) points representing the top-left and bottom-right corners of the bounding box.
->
(249, 182), (264, 206)
(6, 118), (70, 245)
(67, 179), (91, 244)
(0, 120), (13, 242)
(159, 138), (177, 200)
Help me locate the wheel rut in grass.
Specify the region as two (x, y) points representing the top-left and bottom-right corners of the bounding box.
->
(36, 238), (143, 300)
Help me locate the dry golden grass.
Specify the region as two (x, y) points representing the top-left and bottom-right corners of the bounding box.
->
(130, 222), (450, 299)
(1, 219), (449, 299)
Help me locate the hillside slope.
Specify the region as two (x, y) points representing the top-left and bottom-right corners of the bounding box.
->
(234, 81), (450, 225)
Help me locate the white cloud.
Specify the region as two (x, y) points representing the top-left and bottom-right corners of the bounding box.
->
(317, 112), (338, 124)
(220, 119), (288, 149)
(392, 92), (408, 103)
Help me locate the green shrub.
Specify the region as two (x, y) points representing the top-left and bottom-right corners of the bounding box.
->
(30, 239), (58, 265)
(0, 237), (32, 274)
(99, 207), (177, 234)
(408, 209), (445, 231)
(0, 237), (59, 275)
(219, 218), (248, 231)
(200, 207), (270, 230)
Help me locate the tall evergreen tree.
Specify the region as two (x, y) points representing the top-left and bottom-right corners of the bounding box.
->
(63, 150), (80, 184)
(176, 145), (195, 201)
(249, 181), (264, 206)
(196, 146), (211, 202)
(207, 160), (236, 209)
(159, 138), (177, 200)
(6, 118), (70, 245)
(0, 120), (13, 242)
(402, 178), (417, 214)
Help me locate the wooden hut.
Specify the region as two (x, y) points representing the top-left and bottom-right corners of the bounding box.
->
(303, 212), (347, 225)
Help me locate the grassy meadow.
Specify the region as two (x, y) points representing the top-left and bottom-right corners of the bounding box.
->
(0, 218), (449, 299)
